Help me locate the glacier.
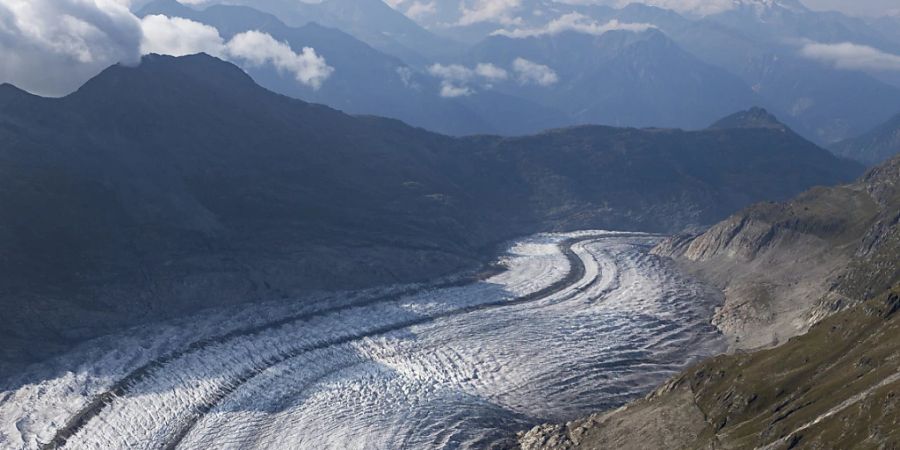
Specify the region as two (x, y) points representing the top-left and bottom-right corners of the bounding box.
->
(0, 231), (726, 450)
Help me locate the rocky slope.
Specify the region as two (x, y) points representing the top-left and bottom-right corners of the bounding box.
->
(0, 54), (859, 373)
(518, 155), (900, 450)
(653, 154), (899, 350)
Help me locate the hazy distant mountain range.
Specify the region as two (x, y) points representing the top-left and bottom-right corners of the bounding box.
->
(129, 0), (900, 145)
(0, 53), (860, 368)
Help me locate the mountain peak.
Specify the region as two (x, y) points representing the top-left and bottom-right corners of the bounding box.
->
(709, 107), (788, 131)
(69, 53), (260, 104)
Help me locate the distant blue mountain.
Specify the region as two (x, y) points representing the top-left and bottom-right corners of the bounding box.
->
(138, 0), (570, 136)
(467, 29), (758, 130)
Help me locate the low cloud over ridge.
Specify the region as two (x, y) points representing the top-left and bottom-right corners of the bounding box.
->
(141, 15), (334, 90)
(0, 2), (333, 96)
(226, 31), (334, 90)
(512, 58), (558, 86)
(492, 13), (655, 38)
(428, 60), (550, 97)
(800, 41), (900, 72)
(0, 0), (143, 96)
(428, 62), (509, 97)
(458, 0), (523, 26)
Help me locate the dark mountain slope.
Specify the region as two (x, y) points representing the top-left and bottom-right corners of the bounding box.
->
(0, 54), (859, 372)
(0, 54), (490, 369)
(463, 122), (861, 231)
(832, 112), (900, 165)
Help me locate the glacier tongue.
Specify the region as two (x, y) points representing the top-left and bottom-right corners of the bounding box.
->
(0, 231), (726, 450)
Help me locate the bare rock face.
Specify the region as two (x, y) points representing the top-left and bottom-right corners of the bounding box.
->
(651, 156), (900, 350)
(654, 215), (852, 349)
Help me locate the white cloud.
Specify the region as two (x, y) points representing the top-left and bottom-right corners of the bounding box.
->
(139, 16), (334, 89)
(224, 31), (334, 90)
(428, 63), (475, 98)
(637, 0), (733, 15)
(140, 15), (224, 57)
(512, 58), (558, 86)
(458, 0), (523, 26)
(439, 83), (473, 97)
(396, 66), (420, 89)
(428, 60), (555, 95)
(475, 63), (508, 80)
(800, 41), (900, 72)
(428, 62), (511, 96)
(405, 1), (437, 19)
(428, 63), (476, 81)
(493, 13), (655, 38)
(141, 15), (334, 89)
(429, 62), (510, 82)
(0, 0), (143, 96)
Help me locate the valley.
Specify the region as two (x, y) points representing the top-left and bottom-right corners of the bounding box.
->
(0, 53), (858, 371)
(1, 1), (898, 446)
